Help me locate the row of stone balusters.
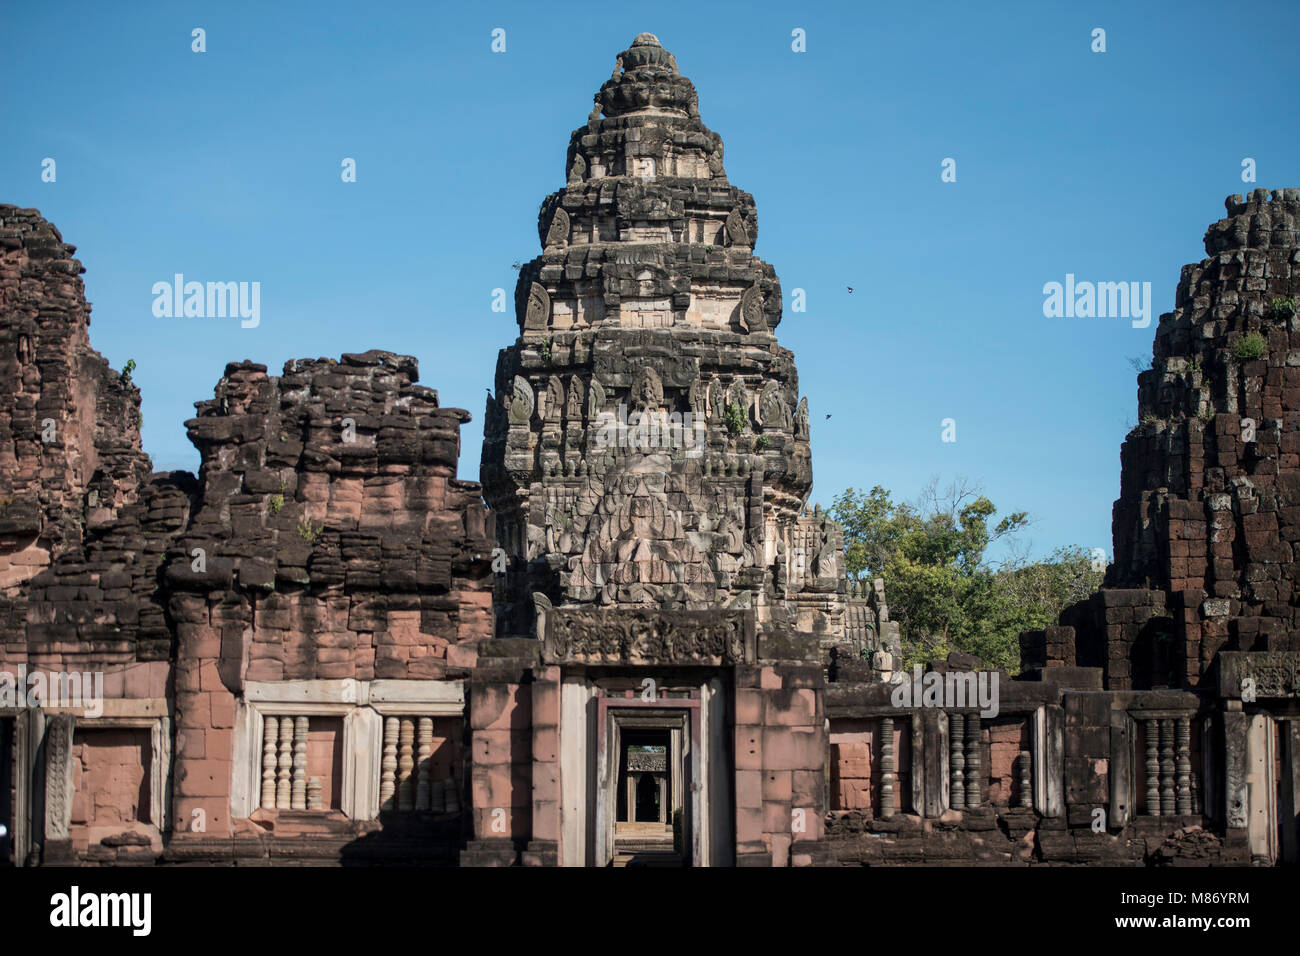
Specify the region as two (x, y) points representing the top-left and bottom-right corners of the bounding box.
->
(261, 716), (325, 810)
(1142, 716), (1200, 815)
(380, 716), (460, 813)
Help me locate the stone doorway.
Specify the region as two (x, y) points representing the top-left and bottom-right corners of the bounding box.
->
(559, 673), (733, 867)
(594, 695), (700, 867)
(0, 717), (11, 865)
(1270, 716), (1300, 864)
(1241, 711), (1300, 864)
(614, 729), (677, 862)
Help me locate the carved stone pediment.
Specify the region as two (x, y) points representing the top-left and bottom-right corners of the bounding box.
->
(587, 376), (607, 418)
(508, 375), (534, 425)
(760, 381), (789, 429)
(592, 339), (699, 388)
(795, 396), (809, 440)
(627, 751), (666, 773)
(543, 608), (755, 666)
(523, 282), (551, 331)
(725, 208), (750, 247)
(545, 207), (570, 249)
(739, 283), (766, 333)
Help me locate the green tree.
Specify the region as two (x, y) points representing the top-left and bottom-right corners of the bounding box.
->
(830, 479), (1099, 673)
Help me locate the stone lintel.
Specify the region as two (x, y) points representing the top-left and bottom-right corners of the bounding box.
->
(1218, 651), (1300, 699)
(542, 608), (754, 666)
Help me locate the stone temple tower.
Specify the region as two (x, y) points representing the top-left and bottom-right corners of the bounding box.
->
(481, 33), (895, 665)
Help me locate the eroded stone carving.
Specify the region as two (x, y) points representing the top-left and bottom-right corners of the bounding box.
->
(544, 608), (752, 665)
(587, 376), (606, 418)
(760, 381), (788, 429)
(738, 283), (765, 333)
(509, 375), (535, 425)
(631, 366), (664, 410)
(1219, 652), (1300, 697)
(524, 282), (551, 331)
(546, 207), (570, 248)
(725, 208), (749, 247)
(544, 375), (564, 423)
(568, 152), (587, 184)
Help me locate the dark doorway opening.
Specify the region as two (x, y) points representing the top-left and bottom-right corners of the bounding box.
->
(616, 729), (670, 825)
(1, 718), (13, 866)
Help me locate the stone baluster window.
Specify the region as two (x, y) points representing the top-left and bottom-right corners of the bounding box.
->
(1140, 715), (1197, 816)
(948, 713), (986, 809)
(379, 716), (460, 814)
(258, 714), (341, 811)
(239, 680), (467, 822)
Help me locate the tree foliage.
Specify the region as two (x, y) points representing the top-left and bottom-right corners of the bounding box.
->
(830, 478), (1103, 673)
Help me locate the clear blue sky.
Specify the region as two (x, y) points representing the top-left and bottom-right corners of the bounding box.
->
(4, 0), (1298, 564)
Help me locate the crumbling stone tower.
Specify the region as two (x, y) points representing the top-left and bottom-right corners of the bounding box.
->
(1112, 189), (1300, 680)
(481, 33), (891, 659)
(1006, 190), (1300, 866)
(0, 207), (156, 601)
(0, 207), (496, 865)
(1024, 189), (1300, 692)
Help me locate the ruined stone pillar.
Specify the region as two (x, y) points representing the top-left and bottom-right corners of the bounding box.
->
(41, 715), (74, 859)
(461, 639), (539, 867)
(523, 665), (560, 866)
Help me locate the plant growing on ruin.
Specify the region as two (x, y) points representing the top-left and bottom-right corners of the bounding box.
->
(724, 400), (746, 436)
(540, 338), (553, 363)
(269, 494), (284, 515)
(297, 515), (323, 542)
(1198, 407), (1215, 423)
(755, 435), (770, 450)
(1232, 332), (1266, 362)
(1186, 355), (1203, 374)
(1271, 296), (1297, 319)
(119, 358), (136, 386)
